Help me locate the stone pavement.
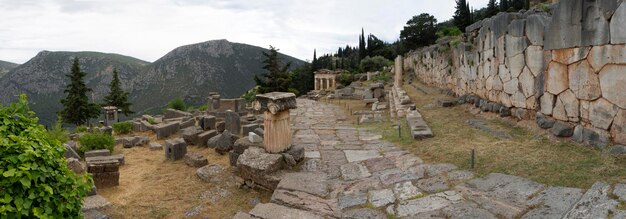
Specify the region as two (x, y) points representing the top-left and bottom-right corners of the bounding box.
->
(237, 99), (626, 219)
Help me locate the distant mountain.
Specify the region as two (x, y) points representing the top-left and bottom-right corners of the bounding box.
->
(0, 60), (19, 78)
(131, 39), (305, 113)
(0, 40), (306, 125)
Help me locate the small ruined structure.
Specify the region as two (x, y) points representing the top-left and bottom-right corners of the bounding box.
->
(102, 106), (118, 126)
(253, 92), (297, 153)
(314, 69), (341, 91)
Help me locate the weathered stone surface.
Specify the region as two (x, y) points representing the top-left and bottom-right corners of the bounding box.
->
(545, 62), (568, 95)
(199, 115), (216, 131)
(503, 78), (518, 95)
(225, 111), (241, 136)
(417, 175), (449, 194)
(555, 90), (579, 122)
(271, 189), (338, 217)
(66, 158), (85, 175)
(522, 186), (583, 219)
(210, 130), (238, 154)
(85, 154), (125, 165)
(552, 47), (590, 65)
(506, 53), (525, 78)
(609, 145), (626, 154)
(149, 142), (162, 150)
(82, 195), (111, 211)
(505, 35), (528, 58)
(164, 108), (191, 119)
(337, 192), (367, 209)
(599, 65), (626, 108)
(340, 163), (371, 181)
(519, 67), (535, 98)
(85, 149), (110, 158)
(181, 127), (203, 145)
(248, 203), (324, 219)
(589, 98), (619, 130)
(457, 173), (545, 219)
(614, 183), (626, 201)
(441, 202), (497, 219)
(197, 130), (217, 147)
(540, 93), (554, 115)
(508, 19), (525, 37)
(551, 121), (574, 137)
(526, 14), (550, 46)
(236, 147), (285, 189)
(612, 109), (626, 145)
(423, 163), (458, 176)
(525, 46), (545, 77)
(390, 191), (462, 217)
(581, 0), (612, 46)
(564, 181), (618, 219)
(447, 170), (475, 185)
(568, 60), (601, 100)
(184, 153), (208, 167)
(392, 181), (422, 201)
(582, 127), (611, 149)
(510, 92), (527, 109)
(196, 164), (223, 182)
(368, 189), (395, 207)
(64, 144), (80, 160)
(343, 150), (381, 163)
(155, 122), (180, 139)
(545, 0), (582, 49)
(284, 145), (304, 162)
(536, 113), (556, 129)
(587, 44), (626, 72)
(164, 138), (187, 161)
(341, 208), (386, 219)
(610, 2), (626, 44)
(233, 137), (258, 154)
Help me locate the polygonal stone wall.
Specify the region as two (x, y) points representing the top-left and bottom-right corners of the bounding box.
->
(404, 0), (626, 146)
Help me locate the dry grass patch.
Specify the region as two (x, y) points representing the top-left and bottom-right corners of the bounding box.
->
(98, 132), (270, 218)
(330, 82), (626, 189)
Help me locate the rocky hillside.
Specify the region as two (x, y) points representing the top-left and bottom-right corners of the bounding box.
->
(0, 40), (305, 125)
(130, 40), (305, 113)
(0, 51), (150, 125)
(0, 60), (19, 78)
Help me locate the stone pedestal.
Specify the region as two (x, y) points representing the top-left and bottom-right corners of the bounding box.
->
(253, 92), (297, 153)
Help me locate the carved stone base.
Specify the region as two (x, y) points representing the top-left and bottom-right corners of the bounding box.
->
(263, 110), (292, 153)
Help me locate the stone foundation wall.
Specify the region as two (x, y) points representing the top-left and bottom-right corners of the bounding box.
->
(404, 0), (626, 147)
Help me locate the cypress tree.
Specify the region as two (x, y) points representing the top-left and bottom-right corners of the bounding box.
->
(59, 58), (100, 126)
(500, 0), (509, 12)
(486, 0), (499, 17)
(102, 68), (133, 116)
(359, 28), (366, 61)
(312, 49), (318, 71)
(453, 0), (472, 30)
(254, 46), (292, 93)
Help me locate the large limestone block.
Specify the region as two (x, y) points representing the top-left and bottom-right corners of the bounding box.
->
(525, 46), (546, 77)
(496, 36), (506, 64)
(581, 0), (612, 46)
(501, 93), (513, 107)
(511, 91), (527, 108)
(503, 78), (519, 95)
(552, 47), (590, 65)
(587, 44), (626, 72)
(545, 0), (583, 49)
(499, 64), (512, 82)
(508, 19), (525, 37)
(506, 53), (526, 78)
(540, 93), (555, 115)
(545, 62), (569, 95)
(558, 90), (580, 122)
(568, 60), (602, 100)
(526, 14), (550, 46)
(611, 2), (626, 44)
(485, 76), (494, 91)
(589, 98), (619, 130)
(506, 35), (528, 58)
(519, 67), (535, 98)
(612, 109), (626, 145)
(492, 76), (503, 91)
(599, 65), (626, 108)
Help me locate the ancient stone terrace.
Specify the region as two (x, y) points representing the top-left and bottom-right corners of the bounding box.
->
(235, 98), (626, 218)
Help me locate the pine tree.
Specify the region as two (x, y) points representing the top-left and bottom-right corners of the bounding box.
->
(358, 28), (366, 61)
(486, 0), (499, 17)
(312, 49), (318, 71)
(102, 68), (133, 116)
(500, 0), (509, 12)
(254, 46), (292, 94)
(59, 58), (100, 126)
(453, 0), (472, 30)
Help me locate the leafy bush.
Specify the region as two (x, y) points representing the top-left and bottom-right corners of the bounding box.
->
(337, 72), (355, 86)
(197, 104), (208, 112)
(75, 125), (88, 133)
(287, 88), (300, 96)
(168, 98), (186, 111)
(147, 118), (157, 125)
(436, 26), (462, 38)
(372, 73), (392, 82)
(0, 94), (92, 218)
(46, 116), (69, 144)
(241, 86), (259, 102)
(112, 121), (133, 134)
(78, 133), (115, 156)
(360, 56), (393, 72)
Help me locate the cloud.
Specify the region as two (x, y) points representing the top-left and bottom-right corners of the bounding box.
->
(0, 0), (488, 64)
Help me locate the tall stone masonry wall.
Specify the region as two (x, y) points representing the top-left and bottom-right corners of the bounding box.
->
(404, 0), (626, 147)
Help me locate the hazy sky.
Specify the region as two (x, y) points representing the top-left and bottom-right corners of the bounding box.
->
(0, 0), (488, 64)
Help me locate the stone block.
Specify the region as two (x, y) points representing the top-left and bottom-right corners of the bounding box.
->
(155, 122), (180, 140)
(66, 158), (85, 175)
(284, 145), (304, 162)
(519, 67), (535, 98)
(551, 121), (574, 137)
(568, 60), (601, 100)
(545, 62), (569, 95)
(209, 130), (238, 154)
(133, 121), (148, 132)
(179, 118), (195, 129)
(199, 115), (216, 131)
(229, 151), (240, 166)
(64, 144), (80, 160)
(525, 46), (546, 77)
(85, 154), (125, 165)
(84, 149), (110, 158)
(197, 130), (217, 147)
(184, 153), (208, 167)
(611, 109), (626, 145)
(589, 98), (619, 130)
(241, 124), (259, 136)
(536, 112), (556, 129)
(540, 93), (555, 115)
(564, 182), (618, 218)
(181, 127), (203, 145)
(253, 128), (264, 138)
(587, 44), (626, 72)
(599, 65), (626, 108)
(164, 138), (187, 161)
(164, 108), (192, 119)
(581, 0), (612, 46)
(368, 189), (395, 207)
(552, 47), (590, 65)
(526, 14), (550, 46)
(553, 89), (579, 122)
(506, 53), (525, 78)
(610, 1), (626, 44)
(149, 143), (162, 150)
(236, 147), (285, 190)
(216, 121), (225, 133)
(196, 164), (224, 182)
(545, 0), (583, 49)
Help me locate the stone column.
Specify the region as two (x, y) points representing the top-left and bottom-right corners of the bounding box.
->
(253, 92), (297, 153)
(331, 78), (336, 90)
(394, 55), (403, 87)
(322, 78), (326, 90)
(314, 78), (318, 90)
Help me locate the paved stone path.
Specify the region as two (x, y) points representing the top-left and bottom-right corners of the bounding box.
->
(237, 99), (626, 219)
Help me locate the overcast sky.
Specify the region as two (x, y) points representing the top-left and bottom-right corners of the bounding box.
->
(0, 0), (488, 64)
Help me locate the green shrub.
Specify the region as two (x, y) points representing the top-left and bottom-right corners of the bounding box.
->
(112, 121), (133, 134)
(75, 125), (88, 133)
(197, 104), (208, 112)
(78, 133), (115, 156)
(168, 98), (186, 111)
(147, 118), (157, 125)
(360, 56), (393, 72)
(436, 26), (462, 38)
(0, 94), (92, 218)
(372, 73), (392, 82)
(287, 88), (300, 96)
(46, 116), (69, 144)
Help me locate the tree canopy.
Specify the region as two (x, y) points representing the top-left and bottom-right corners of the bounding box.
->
(400, 13), (439, 51)
(59, 58), (100, 126)
(254, 46), (292, 94)
(102, 68), (133, 116)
